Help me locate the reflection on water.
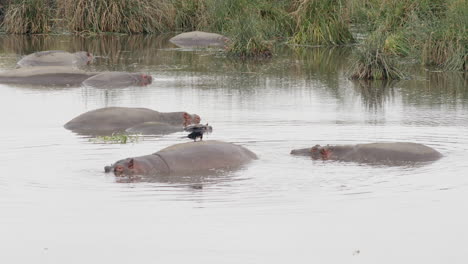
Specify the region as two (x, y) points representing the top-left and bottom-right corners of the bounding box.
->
(1, 34), (468, 264)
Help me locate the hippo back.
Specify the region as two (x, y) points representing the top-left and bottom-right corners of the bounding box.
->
(351, 142), (442, 163)
(64, 107), (163, 135)
(169, 31), (229, 48)
(82, 72), (149, 88)
(155, 140), (257, 174)
(17, 50), (91, 67)
(0, 66), (96, 86)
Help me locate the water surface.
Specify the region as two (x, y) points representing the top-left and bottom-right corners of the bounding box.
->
(1, 35), (468, 263)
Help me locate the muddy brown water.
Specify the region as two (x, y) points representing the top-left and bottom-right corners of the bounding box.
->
(1, 35), (468, 263)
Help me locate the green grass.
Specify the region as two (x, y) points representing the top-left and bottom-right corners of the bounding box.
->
(290, 0), (354, 46)
(90, 133), (141, 144)
(421, 0), (467, 71)
(348, 32), (406, 80)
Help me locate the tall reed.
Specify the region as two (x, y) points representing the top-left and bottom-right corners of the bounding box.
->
(421, 0), (467, 71)
(58, 0), (175, 33)
(2, 0), (53, 34)
(290, 0), (354, 46)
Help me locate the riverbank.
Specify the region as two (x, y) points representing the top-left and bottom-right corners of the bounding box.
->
(0, 0), (466, 78)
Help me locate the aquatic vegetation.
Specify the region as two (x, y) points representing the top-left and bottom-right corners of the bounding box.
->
(1, 0), (53, 34)
(90, 133), (141, 144)
(348, 33), (406, 80)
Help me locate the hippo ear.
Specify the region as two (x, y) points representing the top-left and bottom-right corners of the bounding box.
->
(128, 159), (135, 169)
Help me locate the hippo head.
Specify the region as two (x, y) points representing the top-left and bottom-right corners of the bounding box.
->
(183, 112), (201, 127)
(75, 51), (94, 64)
(138, 74), (152, 86)
(290, 145), (332, 160)
(107, 158), (141, 176)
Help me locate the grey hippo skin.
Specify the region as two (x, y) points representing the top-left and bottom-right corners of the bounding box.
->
(290, 142), (442, 165)
(82, 72), (152, 88)
(169, 31), (229, 48)
(0, 66), (97, 86)
(105, 140), (257, 176)
(17, 50), (93, 67)
(64, 107), (201, 136)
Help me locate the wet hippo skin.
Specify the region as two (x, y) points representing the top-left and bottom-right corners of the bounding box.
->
(17, 50), (93, 67)
(64, 107), (200, 136)
(169, 31), (229, 48)
(82, 72), (152, 88)
(106, 140), (257, 176)
(0, 66), (97, 86)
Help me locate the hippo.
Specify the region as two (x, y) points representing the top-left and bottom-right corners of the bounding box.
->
(0, 66), (97, 86)
(105, 140), (257, 176)
(17, 50), (93, 67)
(82, 72), (153, 88)
(169, 31), (229, 48)
(290, 142), (442, 165)
(64, 107), (201, 136)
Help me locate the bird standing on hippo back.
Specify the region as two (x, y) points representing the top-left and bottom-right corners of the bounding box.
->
(184, 124), (212, 141)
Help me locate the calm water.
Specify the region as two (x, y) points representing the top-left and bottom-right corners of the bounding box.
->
(1, 35), (468, 263)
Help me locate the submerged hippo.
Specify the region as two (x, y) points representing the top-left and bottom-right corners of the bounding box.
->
(291, 142), (442, 165)
(169, 31), (229, 48)
(0, 66), (97, 86)
(105, 140), (257, 176)
(17, 50), (93, 67)
(82, 72), (152, 88)
(64, 107), (200, 135)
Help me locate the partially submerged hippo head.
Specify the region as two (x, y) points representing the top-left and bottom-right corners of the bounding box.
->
(106, 156), (168, 177)
(290, 145), (332, 159)
(183, 112), (201, 127)
(74, 51), (94, 65)
(138, 73), (152, 86)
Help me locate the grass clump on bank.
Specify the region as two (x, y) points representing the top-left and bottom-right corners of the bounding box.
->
(347, 0), (467, 77)
(2, 0), (53, 34)
(348, 33), (406, 80)
(421, 0), (467, 71)
(58, 0), (175, 34)
(290, 0), (354, 46)
(204, 0), (292, 58)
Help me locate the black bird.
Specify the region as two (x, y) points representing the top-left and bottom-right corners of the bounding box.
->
(184, 123), (212, 142)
